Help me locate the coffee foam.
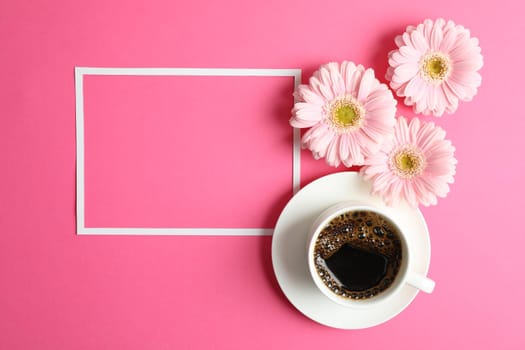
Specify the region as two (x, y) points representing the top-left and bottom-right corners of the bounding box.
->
(313, 210), (402, 300)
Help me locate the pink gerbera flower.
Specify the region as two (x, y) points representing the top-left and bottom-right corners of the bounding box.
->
(386, 18), (483, 116)
(360, 117), (457, 207)
(290, 61), (397, 167)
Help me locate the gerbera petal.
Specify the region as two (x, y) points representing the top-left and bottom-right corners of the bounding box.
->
(442, 84), (459, 113)
(289, 117), (318, 128)
(340, 61), (356, 93)
(439, 25), (458, 53)
(389, 179), (405, 206)
(451, 71), (482, 90)
(360, 117), (456, 207)
(290, 102), (324, 127)
(308, 128), (333, 158)
(326, 62), (345, 97)
(309, 75), (333, 101)
(411, 178), (436, 206)
(453, 57), (483, 72)
(404, 76), (425, 100)
(367, 170), (395, 194)
(411, 30), (429, 52)
(339, 133), (350, 161)
(448, 35), (474, 60)
(387, 18), (483, 116)
(422, 19), (434, 41)
(301, 123), (329, 146)
(446, 76), (472, 100)
(419, 176), (448, 200)
(293, 102), (323, 118)
(325, 135), (341, 167)
(394, 116), (410, 144)
(430, 20), (443, 50)
(392, 63), (419, 84)
(416, 121), (444, 151)
(296, 85), (325, 106)
(402, 181), (418, 207)
(425, 157), (456, 177)
(389, 51), (416, 66)
(357, 68), (377, 102)
(347, 64), (364, 97)
(427, 85), (439, 113)
(399, 45), (422, 61)
(394, 34), (405, 48)
(346, 133), (365, 165)
(353, 128), (380, 156)
(291, 61), (396, 168)
(364, 88), (396, 111)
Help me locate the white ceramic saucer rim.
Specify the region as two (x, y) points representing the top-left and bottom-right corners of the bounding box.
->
(271, 172), (431, 329)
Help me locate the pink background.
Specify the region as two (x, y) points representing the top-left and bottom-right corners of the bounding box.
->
(1, 0), (524, 348)
(83, 74), (296, 228)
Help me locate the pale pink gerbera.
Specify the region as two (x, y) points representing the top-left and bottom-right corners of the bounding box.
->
(361, 117), (457, 207)
(386, 18), (483, 116)
(290, 61), (397, 167)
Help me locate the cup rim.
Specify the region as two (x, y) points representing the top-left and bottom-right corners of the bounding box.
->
(307, 201), (410, 308)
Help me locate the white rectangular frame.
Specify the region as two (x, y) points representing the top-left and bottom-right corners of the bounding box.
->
(75, 67), (302, 235)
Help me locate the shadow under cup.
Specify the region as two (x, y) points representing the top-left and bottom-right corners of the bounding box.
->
(307, 201), (434, 308)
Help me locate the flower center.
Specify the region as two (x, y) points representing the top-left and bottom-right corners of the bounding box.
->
(420, 52), (450, 83)
(391, 147), (425, 178)
(329, 98), (364, 131)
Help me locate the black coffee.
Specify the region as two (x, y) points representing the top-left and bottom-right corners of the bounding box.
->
(313, 210), (402, 300)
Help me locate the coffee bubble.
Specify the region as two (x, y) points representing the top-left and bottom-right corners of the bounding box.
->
(313, 210), (402, 300)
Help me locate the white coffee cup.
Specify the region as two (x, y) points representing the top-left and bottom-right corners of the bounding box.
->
(307, 201), (435, 308)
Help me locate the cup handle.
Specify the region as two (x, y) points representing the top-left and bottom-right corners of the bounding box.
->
(406, 272), (435, 294)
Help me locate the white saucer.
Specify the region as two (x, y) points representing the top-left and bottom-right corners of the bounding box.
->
(271, 172), (431, 329)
